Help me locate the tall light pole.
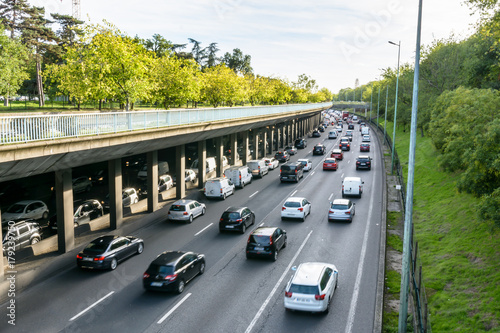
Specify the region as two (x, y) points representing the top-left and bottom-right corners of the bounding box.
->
(389, 40), (401, 174)
(377, 85), (381, 126)
(370, 83), (373, 122)
(384, 85), (388, 145)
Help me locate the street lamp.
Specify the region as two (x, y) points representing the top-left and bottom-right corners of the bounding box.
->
(389, 40), (401, 174)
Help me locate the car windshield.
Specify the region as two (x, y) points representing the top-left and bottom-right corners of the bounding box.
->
(331, 204), (349, 210)
(6, 204), (26, 213)
(289, 284), (320, 295)
(314, 146), (322, 150)
(170, 205), (186, 211)
(222, 212), (240, 220)
(83, 241), (109, 254)
(280, 166), (296, 175)
(284, 201), (301, 208)
(148, 264), (174, 275)
(249, 235), (271, 245)
(325, 159), (335, 163)
(300, 161), (307, 165)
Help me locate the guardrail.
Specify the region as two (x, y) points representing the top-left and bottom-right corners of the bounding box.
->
(0, 103), (331, 145)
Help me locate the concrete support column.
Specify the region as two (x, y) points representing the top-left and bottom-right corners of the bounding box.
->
(230, 133), (238, 165)
(252, 131), (259, 160)
(108, 159), (123, 230)
(274, 127), (279, 151)
(0, 209), (3, 277)
(262, 130), (268, 157)
(287, 122), (292, 145)
(215, 136), (224, 177)
(197, 140), (206, 189)
(268, 127), (274, 155)
(55, 169), (74, 253)
(176, 145), (186, 199)
(280, 127), (285, 148)
(241, 131), (249, 165)
(147, 151), (158, 213)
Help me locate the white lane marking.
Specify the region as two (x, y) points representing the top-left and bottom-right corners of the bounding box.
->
(328, 193), (333, 201)
(70, 291), (114, 321)
(249, 191), (259, 198)
(195, 223), (213, 236)
(308, 150), (312, 154)
(157, 293), (192, 324)
(341, 173), (345, 178)
(291, 190), (297, 196)
(245, 230), (313, 333)
(259, 222), (264, 227)
(345, 168), (376, 333)
(310, 171), (315, 176)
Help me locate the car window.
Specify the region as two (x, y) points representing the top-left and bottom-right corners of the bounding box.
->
(320, 270), (331, 290)
(194, 202), (200, 208)
(189, 203), (195, 210)
(84, 240), (109, 254)
(331, 204), (349, 210)
(170, 205), (186, 211)
(222, 212), (240, 220)
(249, 234), (271, 245)
(289, 284), (320, 295)
(18, 225), (30, 235)
(111, 238), (128, 250)
(284, 201), (300, 208)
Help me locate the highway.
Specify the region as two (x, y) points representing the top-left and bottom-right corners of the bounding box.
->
(1, 123), (384, 333)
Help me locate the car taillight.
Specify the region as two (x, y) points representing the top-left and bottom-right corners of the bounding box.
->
(298, 207), (303, 212)
(183, 212), (188, 215)
(239, 174), (241, 180)
(359, 185), (362, 192)
(285, 291), (293, 298)
(220, 218), (224, 221)
(247, 237), (251, 244)
(143, 273), (150, 279)
(94, 256), (105, 261)
(295, 169), (297, 174)
(269, 236), (273, 245)
(203, 188), (206, 192)
(236, 219), (242, 222)
(329, 210), (334, 213)
(282, 207), (286, 211)
(164, 274), (177, 281)
(342, 185), (344, 191)
(356, 161), (360, 165)
(220, 188), (223, 193)
(76, 254), (83, 259)
(345, 211), (351, 215)
(315, 294), (326, 300)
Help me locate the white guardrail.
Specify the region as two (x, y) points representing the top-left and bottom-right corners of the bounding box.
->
(0, 103), (331, 145)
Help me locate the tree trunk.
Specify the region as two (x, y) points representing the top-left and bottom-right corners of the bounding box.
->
(99, 99), (102, 111)
(4, 93), (8, 106)
(36, 59), (45, 107)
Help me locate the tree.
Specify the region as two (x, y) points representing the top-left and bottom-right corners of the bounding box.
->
(204, 42), (220, 68)
(246, 75), (270, 106)
(0, 0), (31, 38)
(201, 64), (243, 107)
(188, 38), (206, 66)
(0, 26), (29, 106)
(142, 33), (174, 58)
(221, 48), (253, 75)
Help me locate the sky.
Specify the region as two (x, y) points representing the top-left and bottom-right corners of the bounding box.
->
(30, 0), (480, 93)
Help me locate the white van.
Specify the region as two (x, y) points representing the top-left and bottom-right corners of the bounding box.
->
(137, 161), (169, 181)
(224, 166), (252, 188)
(247, 160), (269, 178)
(204, 177), (235, 199)
(353, 115), (358, 122)
(191, 157), (216, 174)
(342, 177), (364, 198)
(361, 126), (370, 135)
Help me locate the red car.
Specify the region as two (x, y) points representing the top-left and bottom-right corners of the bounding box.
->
(360, 143), (370, 152)
(331, 149), (343, 160)
(323, 158), (338, 171)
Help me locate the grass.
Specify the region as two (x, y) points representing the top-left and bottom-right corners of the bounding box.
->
(384, 122), (500, 332)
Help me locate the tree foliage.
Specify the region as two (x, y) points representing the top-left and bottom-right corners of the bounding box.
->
(0, 26), (29, 105)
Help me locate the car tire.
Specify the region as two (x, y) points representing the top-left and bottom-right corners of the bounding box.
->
(241, 223), (246, 234)
(199, 262), (205, 275)
(42, 211), (49, 220)
(223, 193), (226, 200)
(272, 250), (278, 262)
(74, 222), (79, 228)
(283, 238), (287, 248)
(110, 258), (118, 270)
(202, 208), (206, 215)
(241, 182), (245, 188)
(137, 242), (144, 254)
(134, 197), (138, 204)
(188, 215), (193, 223)
(301, 214), (306, 222)
(177, 280), (185, 294)
(31, 237), (40, 245)
(324, 297), (331, 314)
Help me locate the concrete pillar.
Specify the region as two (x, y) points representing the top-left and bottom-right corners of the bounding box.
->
(231, 133), (238, 165)
(280, 127), (285, 148)
(242, 131), (249, 165)
(147, 151), (158, 213)
(176, 145), (186, 199)
(55, 169), (74, 253)
(197, 140), (206, 189)
(252, 131), (259, 160)
(262, 130), (268, 157)
(274, 127), (279, 151)
(108, 159), (123, 230)
(0, 209), (3, 277)
(268, 127), (274, 155)
(215, 136), (224, 177)
(287, 122), (292, 145)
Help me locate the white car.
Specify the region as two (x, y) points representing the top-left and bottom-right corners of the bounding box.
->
(362, 135), (371, 142)
(297, 159), (312, 172)
(167, 199), (206, 223)
(284, 262), (339, 313)
(122, 188), (139, 207)
(281, 197), (311, 222)
(328, 131), (338, 139)
(263, 157), (279, 170)
(1, 200), (49, 226)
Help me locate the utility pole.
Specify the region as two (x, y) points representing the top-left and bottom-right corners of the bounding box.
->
(384, 85), (388, 145)
(389, 40), (401, 175)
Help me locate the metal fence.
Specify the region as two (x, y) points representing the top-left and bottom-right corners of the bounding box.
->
(0, 103), (331, 145)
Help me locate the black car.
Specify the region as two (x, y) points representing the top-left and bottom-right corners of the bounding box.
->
(294, 139), (307, 149)
(77, 235), (144, 270)
(2, 220), (41, 254)
(318, 126), (325, 132)
(274, 151), (290, 163)
(312, 144), (326, 155)
(356, 155), (372, 170)
(143, 251), (205, 294)
(312, 130), (321, 137)
(246, 226), (287, 261)
(348, 124), (355, 130)
(219, 206), (255, 233)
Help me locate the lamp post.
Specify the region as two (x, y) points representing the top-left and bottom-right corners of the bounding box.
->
(384, 85), (388, 145)
(389, 40), (401, 175)
(377, 85), (380, 126)
(370, 83), (373, 122)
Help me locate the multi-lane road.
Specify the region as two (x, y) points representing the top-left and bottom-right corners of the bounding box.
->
(2, 123), (384, 333)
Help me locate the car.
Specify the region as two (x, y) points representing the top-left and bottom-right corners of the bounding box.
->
(342, 177), (364, 198)
(312, 130), (321, 137)
(280, 162), (304, 183)
(247, 160), (269, 178)
(281, 197), (311, 221)
(345, 130), (353, 141)
(323, 158), (338, 171)
(285, 146), (298, 155)
(72, 176), (92, 193)
(1, 200), (49, 226)
(91, 169), (107, 185)
(246, 226), (287, 261)
(2, 220), (42, 253)
(318, 126), (325, 132)
(77, 235), (144, 270)
(336, 125), (342, 133)
(312, 144), (326, 155)
(348, 123), (355, 130)
(204, 177), (235, 199)
(339, 137), (350, 151)
(360, 143), (370, 152)
(143, 251), (205, 294)
(219, 206), (255, 233)
(359, 124), (366, 132)
(73, 199), (103, 227)
(328, 199), (355, 222)
(168, 199), (206, 223)
(122, 188), (139, 207)
(297, 159), (312, 171)
(275, 151), (290, 163)
(331, 149), (344, 160)
(284, 262), (339, 313)
(173, 170), (196, 184)
(138, 174), (174, 198)
(263, 157), (279, 170)
(362, 134), (371, 142)
(356, 155), (372, 170)
(328, 131), (337, 139)
(294, 139), (307, 149)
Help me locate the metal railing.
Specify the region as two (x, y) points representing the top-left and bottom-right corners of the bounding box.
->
(0, 103), (331, 145)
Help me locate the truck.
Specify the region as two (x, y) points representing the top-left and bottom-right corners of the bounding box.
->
(342, 111), (349, 120)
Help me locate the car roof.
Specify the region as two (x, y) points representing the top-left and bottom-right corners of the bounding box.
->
(344, 177), (362, 182)
(250, 226), (279, 236)
(292, 262), (337, 285)
(358, 155), (370, 159)
(332, 199), (350, 205)
(172, 199), (197, 206)
(152, 251), (189, 265)
(324, 158), (336, 162)
(284, 197), (306, 203)
(10, 200), (44, 205)
(224, 206), (247, 213)
(91, 235), (120, 245)
(297, 159), (309, 162)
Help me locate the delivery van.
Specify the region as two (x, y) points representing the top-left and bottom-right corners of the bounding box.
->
(137, 161), (169, 181)
(204, 177), (235, 200)
(342, 177), (364, 198)
(361, 126), (370, 135)
(224, 166), (252, 188)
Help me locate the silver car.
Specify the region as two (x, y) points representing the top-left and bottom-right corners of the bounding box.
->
(168, 200), (206, 223)
(1, 200), (49, 226)
(328, 199), (355, 222)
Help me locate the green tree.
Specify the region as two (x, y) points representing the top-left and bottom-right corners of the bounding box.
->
(246, 75), (270, 106)
(201, 64), (243, 107)
(221, 48), (253, 75)
(0, 0), (31, 38)
(0, 27), (29, 106)
(142, 33), (174, 58)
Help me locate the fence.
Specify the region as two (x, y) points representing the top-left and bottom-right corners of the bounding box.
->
(0, 103), (330, 145)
